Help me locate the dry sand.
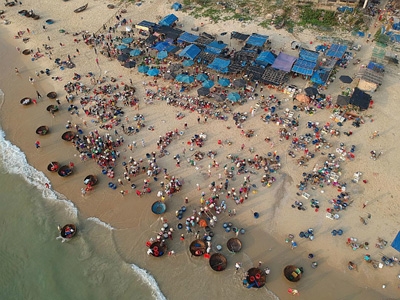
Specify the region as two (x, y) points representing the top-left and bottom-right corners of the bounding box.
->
(1, 0), (400, 299)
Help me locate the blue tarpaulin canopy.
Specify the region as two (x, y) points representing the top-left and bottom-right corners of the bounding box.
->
(205, 40), (227, 54)
(391, 231), (400, 252)
(177, 32), (199, 43)
(367, 61), (384, 72)
(207, 58), (230, 73)
(171, 2), (182, 11)
(246, 33), (269, 48)
(299, 48), (319, 63)
(179, 44), (201, 60)
(157, 51), (168, 59)
(311, 68), (331, 85)
(291, 59), (316, 76)
(158, 14), (178, 27)
(326, 44), (348, 59)
(271, 52), (297, 72)
(153, 41), (171, 51)
(255, 51), (277, 66)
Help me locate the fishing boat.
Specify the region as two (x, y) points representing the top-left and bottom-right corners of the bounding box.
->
(209, 253), (227, 271)
(36, 125), (49, 135)
(20, 97), (32, 105)
(227, 237), (242, 253)
(47, 161), (60, 172)
(284, 265), (303, 282)
(59, 224), (77, 239)
(245, 268), (266, 288)
(58, 165), (73, 177)
(74, 3), (88, 13)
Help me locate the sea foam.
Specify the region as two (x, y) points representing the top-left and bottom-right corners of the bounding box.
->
(87, 216), (115, 231)
(130, 264), (167, 300)
(0, 129), (78, 217)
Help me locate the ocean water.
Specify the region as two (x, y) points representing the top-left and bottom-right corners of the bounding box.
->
(0, 129), (165, 300)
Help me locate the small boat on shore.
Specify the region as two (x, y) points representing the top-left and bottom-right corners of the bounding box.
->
(227, 237), (242, 253)
(209, 253), (227, 271)
(20, 97), (32, 105)
(151, 201), (166, 214)
(47, 91), (57, 99)
(22, 49), (31, 55)
(58, 165), (73, 177)
(36, 125), (49, 135)
(62, 131), (77, 141)
(245, 267), (266, 288)
(189, 239), (206, 256)
(59, 224), (77, 239)
(74, 3), (88, 13)
(46, 104), (59, 113)
(84, 175), (98, 186)
(284, 265), (303, 282)
(149, 241), (167, 257)
(47, 161), (60, 172)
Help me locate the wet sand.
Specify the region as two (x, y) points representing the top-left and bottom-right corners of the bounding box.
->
(1, 0), (399, 299)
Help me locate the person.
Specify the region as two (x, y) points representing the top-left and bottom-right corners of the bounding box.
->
(29, 77), (34, 84)
(235, 262), (241, 272)
(36, 90), (42, 99)
(258, 261), (262, 267)
(15, 67), (19, 74)
(35, 140), (40, 149)
(264, 267), (270, 275)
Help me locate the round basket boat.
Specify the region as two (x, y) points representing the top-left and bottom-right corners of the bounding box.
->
(151, 201), (166, 214)
(189, 239), (206, 256)
(209, 253), (227, 271)
(47, 91), (57, 99)
(227, 238), (242, 253)
(36, 125), (49, 135)
(22, 49), (31, 55)
(46, 104), (59, 112)
(150, 241), (167, 257)
(84, 175), (98, 186)
(58, 165), (73, 177)
(246, 267), (266, 288)
(45, 19), (54, 24)
(47, 161), (60, 172)
(18, 9), (27, 15)
(32, 14), (40, 20)
(20, 97), (32, 105)
(62, 131), (77, 141)
(107, 4), (115, 9)
(284, 265), (303, 282)
(60, 224), (77, 239)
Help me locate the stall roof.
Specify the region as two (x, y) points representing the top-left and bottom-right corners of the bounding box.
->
(357, 68), (384, 85)
(153, 25), (184, 40)
(179, 44), (201, 60)
(255, 51), (277, 66)
(261, 67), (288, 85)
(391, 231), (400, 252)
(246, 33), (269, 48)
(299, 48), (319, 63)
(367, 61), (385, 72)
(205, 40), (227, 54)
(207, 57), (231, 73)
(231, 31), (250, 41)
(311, 67), (331, 86)
(349, 87), (371, 110)
(178, 32), (199, 43)
(291, 58), (316, 76)
(326, 44), (348, 59)
(171, 2), (182, 11)
(159, 14), (178, 27)
(271, 52), (297, 72)
(136, 20), (157, 31)
(153, 41), (171, 51)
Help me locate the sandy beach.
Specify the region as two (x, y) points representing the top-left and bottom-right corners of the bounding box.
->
(1, 0), (400, 299)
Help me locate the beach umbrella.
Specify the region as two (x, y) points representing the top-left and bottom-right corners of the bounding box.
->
(124, 61), (136, 69)
(233, 78), (246, 88)
(120, 47), (133, 54)
(116, 44), (127, 50)
(147, 68), (160, 76)
(197, 87), (210, 96)
(117, 53), (129, 62)
(122, 37), (134, 44)
(212, 93), (226, 102)
(163, 73), (176, 80)
(227, 92), (241, 102)
(339, 75), (353, 84)
(218, 78), (230, 87)
(157, 50), (168, 60)
(176, 74), (194, 84)
(138, 65), (149, 73)
(196, 73), (209, 82)
(304, 86), (319, 96)
(169, 63), (182, 72)
(129, 49), (142, 57)
(183, 59), (194, 67)
(202, 80), (214, 89)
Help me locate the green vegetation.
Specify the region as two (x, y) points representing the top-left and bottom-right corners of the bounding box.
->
(299, 6), (338, 27)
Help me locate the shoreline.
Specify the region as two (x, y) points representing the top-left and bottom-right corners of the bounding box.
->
(1, 0), (399, 299)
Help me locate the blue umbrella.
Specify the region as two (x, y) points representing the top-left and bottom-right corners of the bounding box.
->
(130, 49), (142, 57)
(147, 68), (160, 76)
(175, 74), (194, 84)
(227, 92), (241, 102)
(196, 73), (209, 82)
(157, 50), (168, 60)
(138, 65), (149, 73)
(218, 78), (230, 87)
(182, 59), (194, 67)
(202, 80), (214, 88)
(116, 44), (127, 50)
(122, 37), (134, 44)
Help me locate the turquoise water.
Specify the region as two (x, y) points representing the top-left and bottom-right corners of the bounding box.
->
(0, 131), (165, 300)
